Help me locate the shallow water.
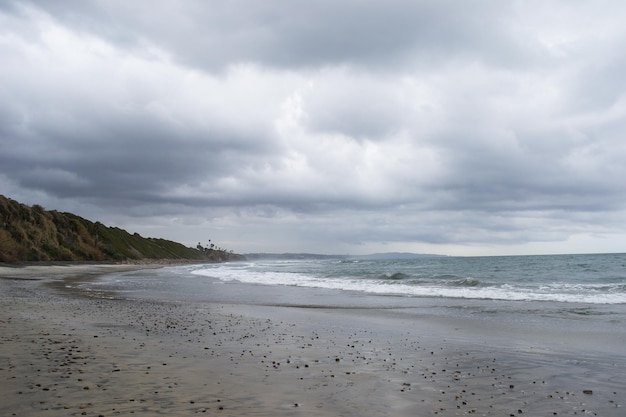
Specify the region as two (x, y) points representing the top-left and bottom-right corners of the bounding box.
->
(77, 253), (626, 334)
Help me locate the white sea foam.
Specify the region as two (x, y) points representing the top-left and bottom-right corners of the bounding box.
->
(191, 262), (626, 304)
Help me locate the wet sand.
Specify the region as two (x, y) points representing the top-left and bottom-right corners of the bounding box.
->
(1, 265), (624, 416)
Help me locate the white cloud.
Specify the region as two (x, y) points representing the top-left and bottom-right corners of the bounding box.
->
(2, 1), (626, 255)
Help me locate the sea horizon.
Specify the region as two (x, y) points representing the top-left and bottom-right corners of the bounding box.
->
(243, 250), (626, 260)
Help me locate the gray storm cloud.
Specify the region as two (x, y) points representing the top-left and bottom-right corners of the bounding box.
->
(1, 0), (626, 255)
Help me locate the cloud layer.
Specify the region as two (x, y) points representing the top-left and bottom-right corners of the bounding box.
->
(2, 0), (626, 255)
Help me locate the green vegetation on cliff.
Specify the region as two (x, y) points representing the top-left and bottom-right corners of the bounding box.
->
(0, 195), (244, 263)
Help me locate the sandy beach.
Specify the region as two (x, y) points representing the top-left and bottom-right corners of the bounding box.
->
(1, 264), (624, 416)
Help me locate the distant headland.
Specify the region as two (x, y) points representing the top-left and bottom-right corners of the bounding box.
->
(244, 252), (446, 260)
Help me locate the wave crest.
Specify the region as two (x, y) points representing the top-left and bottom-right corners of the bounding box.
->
(448, 278), (482, 287)
(378, 272), (409, 280)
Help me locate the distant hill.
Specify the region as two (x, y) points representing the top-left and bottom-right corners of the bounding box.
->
(245, 253), (347, 260)
(245, 252), (445, 260)
(349, 252), (447, 260)
(0, 195), (245, 263)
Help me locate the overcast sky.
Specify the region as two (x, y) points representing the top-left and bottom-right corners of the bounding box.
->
(2, 1), (626, 256)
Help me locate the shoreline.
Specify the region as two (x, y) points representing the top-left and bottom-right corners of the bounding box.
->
(1, 265), (624, 416)
(0, 260), (217, 282)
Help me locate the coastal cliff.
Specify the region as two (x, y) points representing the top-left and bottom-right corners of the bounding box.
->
(0, 195), (244, 263)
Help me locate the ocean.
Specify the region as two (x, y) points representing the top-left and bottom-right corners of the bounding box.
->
(193, 253), (626, 304)
(76, 253), (626, 334)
